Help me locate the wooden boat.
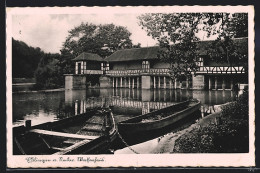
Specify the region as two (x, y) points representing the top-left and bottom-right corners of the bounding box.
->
(118, 100), (201, 134)
(13, 108), (118, 155)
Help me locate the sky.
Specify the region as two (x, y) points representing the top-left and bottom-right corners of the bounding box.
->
(12, 14), (158, 53)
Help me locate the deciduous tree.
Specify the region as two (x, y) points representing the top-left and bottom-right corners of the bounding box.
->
(138, 13), (248, 80)
(60, 23), (137, 74)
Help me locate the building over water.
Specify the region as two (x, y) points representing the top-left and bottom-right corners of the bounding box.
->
(65, 38), (248, 90)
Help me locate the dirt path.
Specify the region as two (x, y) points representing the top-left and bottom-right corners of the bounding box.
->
(150, 107), (226, 154)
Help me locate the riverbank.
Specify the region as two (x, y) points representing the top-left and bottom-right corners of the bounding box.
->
(150, 111), (223, 154)
(12, 86), (65, 93)
(172, 91), (248, 153)
(150, 97), (248, 154)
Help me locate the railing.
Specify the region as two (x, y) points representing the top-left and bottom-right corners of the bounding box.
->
(83, 70), (103, 75)
(196, 66), (245, 74)
(146, 68), (169, 75)
(81, 66), (245, 76)
(106, 68), (170, 76)
(106, 69), (142, 76)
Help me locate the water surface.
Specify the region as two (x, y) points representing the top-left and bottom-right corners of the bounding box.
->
(12, 87), (235, 126)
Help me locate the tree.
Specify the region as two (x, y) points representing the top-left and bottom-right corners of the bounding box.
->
(138, 13), (248, 80)
(60, 23), (137, 74)
(204, 13), (248, 68)
(34, 53), (63, 89)
(12, 38), (44, 78)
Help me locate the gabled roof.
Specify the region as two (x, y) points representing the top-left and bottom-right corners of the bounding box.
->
(72, 52), (104, 61)
(73, 38), (247, 62)
(105, 46), (161, 62)
(105, 37), (248, 62)
(198, 37), (248, 55)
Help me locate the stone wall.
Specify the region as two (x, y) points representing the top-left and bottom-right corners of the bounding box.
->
(65, 75), (86, 90)
(99, 76), (112, 88)
(141, 76), (152, 89)
(192, 75), (205, 90)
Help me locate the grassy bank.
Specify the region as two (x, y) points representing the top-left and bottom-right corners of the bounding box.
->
(13, 78), (35, 84)
(173, 90), (249, 153)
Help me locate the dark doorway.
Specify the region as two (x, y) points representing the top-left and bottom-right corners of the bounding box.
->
(78, 63), (81, 74)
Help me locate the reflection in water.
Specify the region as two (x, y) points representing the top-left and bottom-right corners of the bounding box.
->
(13, 88), (235, 126)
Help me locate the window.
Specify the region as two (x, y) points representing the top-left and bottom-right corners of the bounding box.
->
(106, 63), (110, 71)
(142, 61), (150, 69)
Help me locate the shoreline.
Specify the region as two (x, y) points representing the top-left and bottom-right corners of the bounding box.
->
(153, 103), (233, 154)
(12, 87), (65, 93)
(150, 111), (222, 154)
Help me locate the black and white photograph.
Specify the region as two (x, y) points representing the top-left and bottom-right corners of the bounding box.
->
(6, 6), (255, 167)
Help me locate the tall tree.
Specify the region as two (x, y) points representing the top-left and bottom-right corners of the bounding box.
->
(138, 13), (248, 80)
(204, 13), (248, 68)
(60, 23), (136, 74)
(34, 53), (63, 89)
(12, 38), (44, 78)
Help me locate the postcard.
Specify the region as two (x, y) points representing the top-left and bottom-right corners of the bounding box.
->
(6, 6), (255, 168)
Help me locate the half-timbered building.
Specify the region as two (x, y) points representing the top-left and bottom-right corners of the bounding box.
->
(65, 37), (248, 90)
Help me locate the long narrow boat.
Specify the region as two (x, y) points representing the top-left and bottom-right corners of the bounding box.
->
(13, 108), (118, 155)
(118, 100), (201, 134)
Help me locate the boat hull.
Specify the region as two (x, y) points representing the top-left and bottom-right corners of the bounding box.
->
(118, 102), (201, 134)
(13, 108), (118, 155)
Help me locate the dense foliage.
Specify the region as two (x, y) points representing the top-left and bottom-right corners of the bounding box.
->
(60, 23), (140, 75)
(12, 38), (44, 78)
(173, 90), (249, 153)
(138, 13), (248, 80)
(34, 53), (63, 89)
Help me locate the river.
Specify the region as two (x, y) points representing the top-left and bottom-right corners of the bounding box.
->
(12, 86), (236, 153)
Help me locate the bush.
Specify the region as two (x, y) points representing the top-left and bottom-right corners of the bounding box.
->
(173, 90), (249, 153)
(173, 118), (248, 153)
(221, 89), (248, 120)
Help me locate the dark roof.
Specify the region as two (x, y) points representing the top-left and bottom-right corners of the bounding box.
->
(198, 37), (248, 55)
(105, 46), (161, 62)
(72, 52), (104, 61)
(105, 37), (248, 62)
(72, 38), (247, 62)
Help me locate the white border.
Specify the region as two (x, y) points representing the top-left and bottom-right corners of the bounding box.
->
(6, 6), (255, 168)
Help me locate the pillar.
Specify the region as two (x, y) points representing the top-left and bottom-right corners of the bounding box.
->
(154, 76), (156, 88)
(132, 77), (135, 88)
(116, 77), (118, 88)
(231, 79), (234, 90)
(222, 77), (226, 90)
(164, 76), (166, 89)
(209, 76), (212, 90)
(128, 77), (131, 88)
(186, 77), (189, 89)
(158, 77), (161, 88)
(174, 78), (177, 89)
(124, 77), (127, 88)
(137, 77), (140, 88)
(120, 77), (123, 88)
(169, 78), (172, 89)
(141, 76), (151, 89)
(215, 76), (218, 90)
(112, 77), (115, 88)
